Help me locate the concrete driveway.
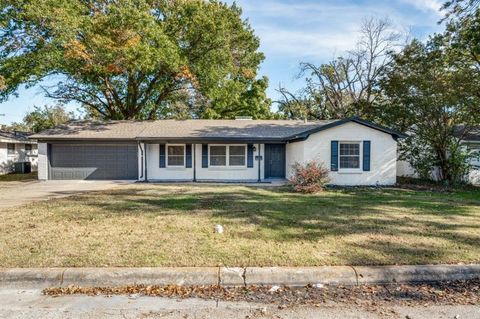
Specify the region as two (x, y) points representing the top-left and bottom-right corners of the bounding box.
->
(0, 180), (133, 209)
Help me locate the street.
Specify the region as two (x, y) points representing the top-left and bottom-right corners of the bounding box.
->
(1, 287), (479, 319)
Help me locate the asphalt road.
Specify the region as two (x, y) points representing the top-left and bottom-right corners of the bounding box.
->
(1, 288), (479, 319)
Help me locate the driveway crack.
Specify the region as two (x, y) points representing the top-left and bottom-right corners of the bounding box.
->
(350, 266), (359, 286)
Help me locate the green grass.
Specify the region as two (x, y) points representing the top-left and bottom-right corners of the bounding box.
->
(0, 171), (37, 182)
(0, 184), (479, 267)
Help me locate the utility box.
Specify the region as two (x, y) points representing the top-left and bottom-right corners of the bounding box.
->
(14, 162), (31, 174)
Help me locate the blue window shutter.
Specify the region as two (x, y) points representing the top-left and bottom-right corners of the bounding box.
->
(363, 141), (371, 171)
(185, 144), (192, 168)
(331, 141), (338, 171)
(247, 144), (254, 168)
(159, 144), (166, 168)
(202, 144), (208, 168)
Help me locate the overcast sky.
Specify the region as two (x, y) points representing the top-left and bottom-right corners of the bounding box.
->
(0, 0), (444, 124)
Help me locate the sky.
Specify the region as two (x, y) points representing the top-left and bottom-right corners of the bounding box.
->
(0, 0), (444, 125)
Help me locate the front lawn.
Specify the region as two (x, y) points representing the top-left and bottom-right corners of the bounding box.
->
(1, 184), (479, 267)
(0, 171), (37, 183)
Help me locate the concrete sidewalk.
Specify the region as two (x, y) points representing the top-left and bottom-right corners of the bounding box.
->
(0, 180), (132, 209)
(2, 264), (479, 288)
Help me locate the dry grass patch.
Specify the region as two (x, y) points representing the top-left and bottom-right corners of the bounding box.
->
(0, 172), (37, 183)
(0, 184), (479, 267)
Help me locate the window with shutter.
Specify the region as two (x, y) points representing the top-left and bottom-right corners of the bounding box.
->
(167, 145), (185, 167)
(339, 142), (360, 169)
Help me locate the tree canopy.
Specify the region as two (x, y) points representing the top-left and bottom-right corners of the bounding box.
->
(8, 105), (75, 133)
(379, 35), (480, 183)
(277, 17), (403, 120)
(0, 0), (271, 120)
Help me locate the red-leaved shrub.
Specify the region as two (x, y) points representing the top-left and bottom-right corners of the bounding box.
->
(289, 160), (330, 193)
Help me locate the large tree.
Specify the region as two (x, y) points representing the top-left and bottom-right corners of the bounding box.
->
(278, 17), (403, 120)
(0, 0), (271, 120)
(442, 0), (480, 20)
(379, 37), (480, 183)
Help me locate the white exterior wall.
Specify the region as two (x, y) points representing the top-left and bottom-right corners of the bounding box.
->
(397, 160), (418, 178)
(37, 143), (48, 180)
(0, 143), (7, 174)
(195, 144), (264, 181)
(146, 143), (194, 181)
(286, 122), (397, 186)
(145, 143), (265, 181)
(285, 140), (304, 178)
(0, 141), (38, 175)
(466, 142), (480, 185)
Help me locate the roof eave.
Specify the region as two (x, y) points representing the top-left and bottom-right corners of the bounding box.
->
(34, 138), (138, 143)
(137, 136), (288, 143)
(285, 117), (407, 141)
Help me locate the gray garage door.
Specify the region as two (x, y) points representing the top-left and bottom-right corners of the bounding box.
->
(50, 144), (138, 180)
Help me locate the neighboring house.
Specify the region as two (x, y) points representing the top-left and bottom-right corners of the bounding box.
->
(397, 125), (480, 185)
(30, 117), (405, 185)
(0, 130), (38, 175)
(457, 125), (480, 185)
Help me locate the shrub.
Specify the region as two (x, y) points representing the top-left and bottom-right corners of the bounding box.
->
(289, 160), (330, 193)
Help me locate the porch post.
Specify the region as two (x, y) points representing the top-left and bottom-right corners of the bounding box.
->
(138, 141), (144, 181)
(257, 143), (261, 182)
(144, 143), (148, 182)
(193, 143), (196, 182)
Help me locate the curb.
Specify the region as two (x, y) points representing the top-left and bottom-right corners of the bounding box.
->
(1, 265), (479, 288)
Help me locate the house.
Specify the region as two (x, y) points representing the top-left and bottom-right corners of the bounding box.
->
(454, 125), (480, 185)
(397, 125), (480, 185)
(30, 117), (405, 185)
(0, 130), (38, 175)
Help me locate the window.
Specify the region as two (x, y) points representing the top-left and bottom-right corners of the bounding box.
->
(25, 144), (32, 154)
(339, 142), (360, 169)
(7, 143), (15, 155)
(229, 145), (246, 166)
(210, 146), (227, 166)
(209, 145), (247, 167)
(167, 145), (185, 166)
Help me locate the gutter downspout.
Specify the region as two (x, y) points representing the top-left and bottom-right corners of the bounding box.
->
(257, 143), (261, 182)
(47, 143), (51, 180)
(138, 142), (144, 180)
(144, 143), (148, 182)
(193, 143), (196, 182)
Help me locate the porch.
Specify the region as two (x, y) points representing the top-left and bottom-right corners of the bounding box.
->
(139, 142), (287, 182)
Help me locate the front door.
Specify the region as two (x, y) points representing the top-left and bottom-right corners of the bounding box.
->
(264, 144), (286, 179)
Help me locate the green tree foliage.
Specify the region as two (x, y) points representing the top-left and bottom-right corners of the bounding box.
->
(9, 105), (75, 133)
(443, 4), (480, 82)
(442, 0), (480, 20)
(202, 76), (272, 119)
(379, 37), (480, 183)
(275, 86), (327, 120)
(0, 0), (271, 120)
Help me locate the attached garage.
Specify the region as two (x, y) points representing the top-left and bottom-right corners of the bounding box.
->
(49, 144), (138, 180)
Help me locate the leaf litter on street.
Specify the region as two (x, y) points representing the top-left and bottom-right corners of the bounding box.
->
(43, 279), (480, 314)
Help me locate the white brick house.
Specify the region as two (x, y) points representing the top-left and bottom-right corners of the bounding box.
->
(31, 117), (405, 185)
(0, 130), (38, 175)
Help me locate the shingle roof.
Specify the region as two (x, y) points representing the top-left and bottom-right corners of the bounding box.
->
(138, 120), (338, 140)
(0, 130), (33, 143)
(30, 121), (148, 140)
(454, 125), (480, 142)
(30, 118), (405, 141)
